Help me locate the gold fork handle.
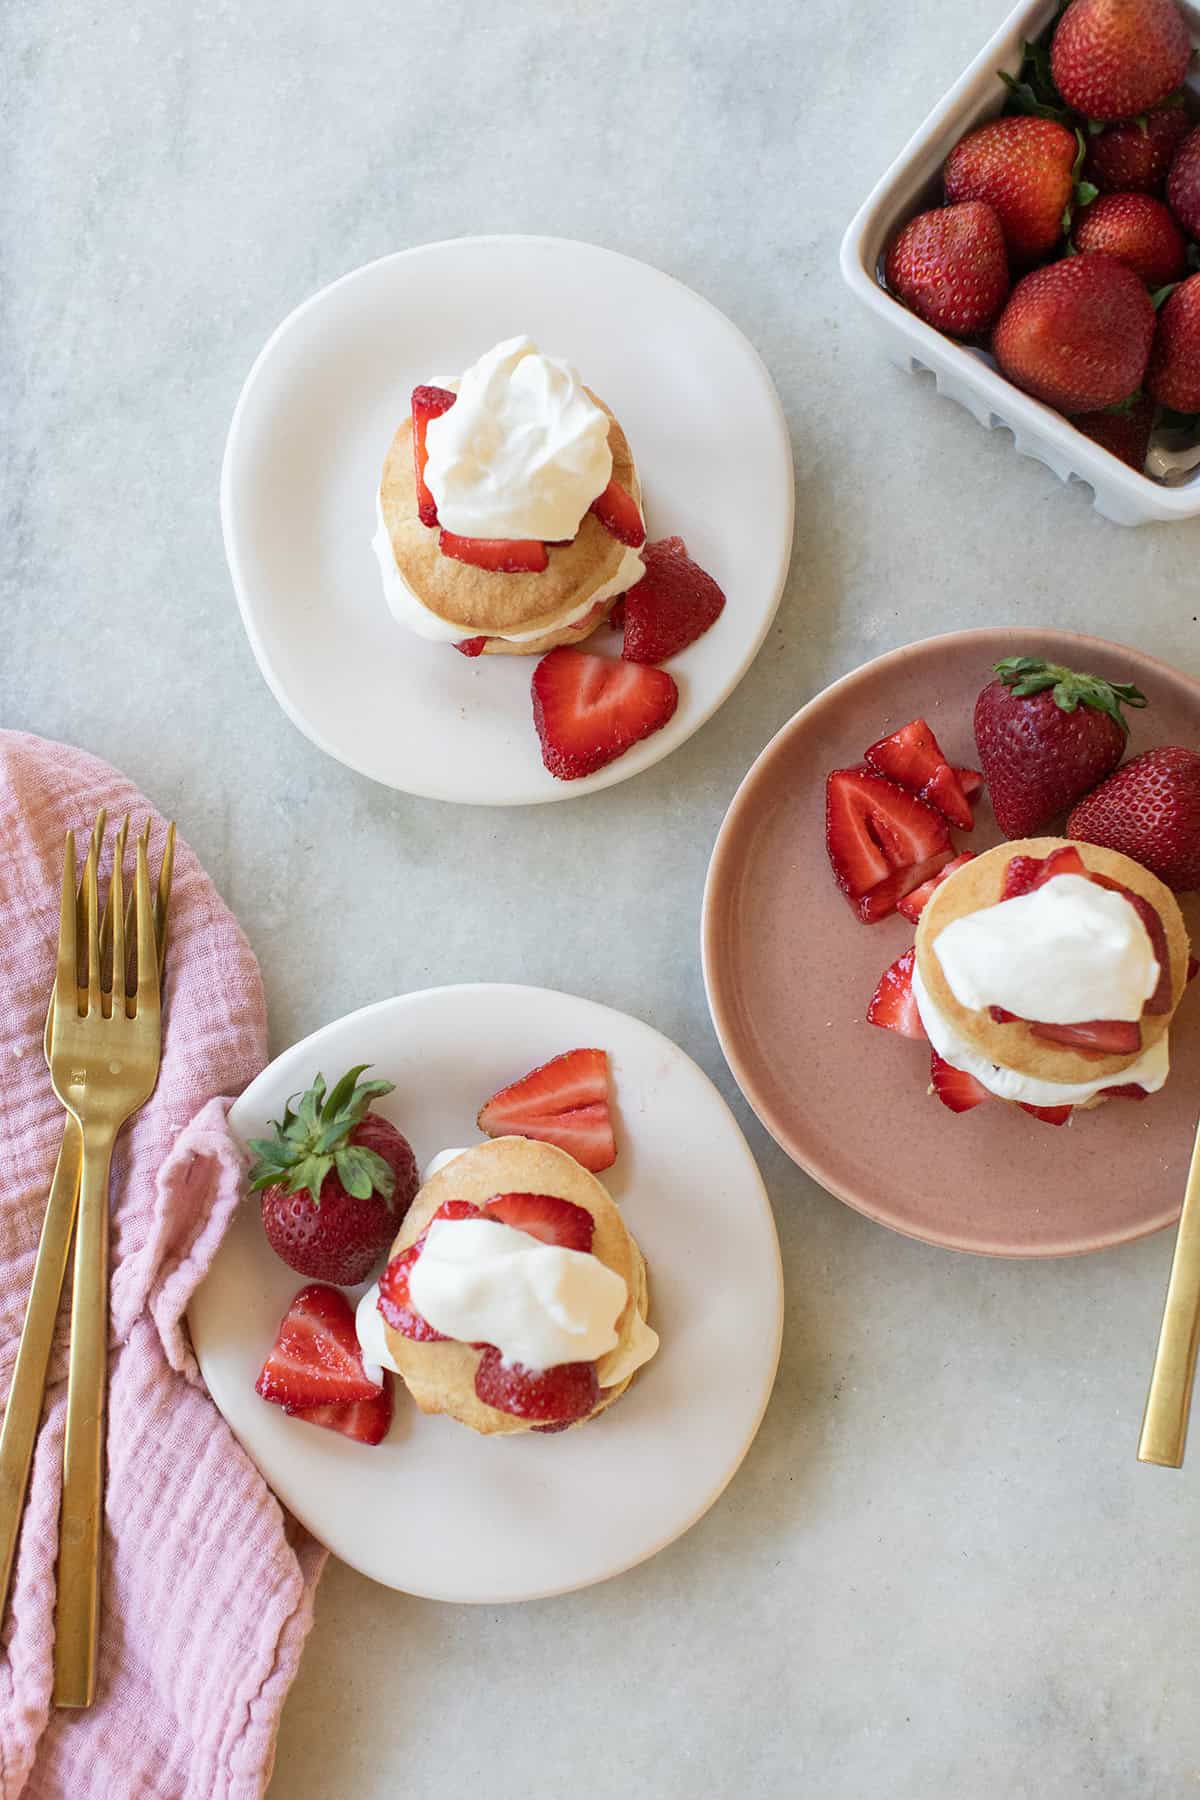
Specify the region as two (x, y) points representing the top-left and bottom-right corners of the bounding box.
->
(0, 1120), (83, 1620)
(1139, 1119), (1200, 1469)
(53, 1120), (116, 1708)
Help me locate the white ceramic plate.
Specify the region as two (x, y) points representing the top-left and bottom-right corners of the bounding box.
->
(188, 984), (783, 1602)
(221, 235), (794, 805)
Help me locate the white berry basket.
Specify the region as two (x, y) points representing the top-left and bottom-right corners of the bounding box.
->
(839, 0), (1200, 526)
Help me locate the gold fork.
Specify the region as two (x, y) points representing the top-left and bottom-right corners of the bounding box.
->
(47, 826), (167, 1706)
(1138, 1117), (1200, 1469)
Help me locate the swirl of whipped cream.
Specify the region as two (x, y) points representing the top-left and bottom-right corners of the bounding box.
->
(423, 335), (613, 541)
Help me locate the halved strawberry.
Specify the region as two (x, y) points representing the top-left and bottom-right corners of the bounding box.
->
(929, 1050), (990, 1113)
(1018, 1102), (1073, 1126)
(256, 1284), (384, 1411)
(867, 948), (926, 1040)
(1030, 1019), (1142, 1055)
(621, 538), (726, 665)
(477, 1047), (616, 1173)
(896, 852), (976, 923)
(532, 648), (678, 781)
(826, 768), (951, 920)
(483, 1191), (595, 1252)
(377, 1199), (480, 1342)
(473, 1346), (599, 1423)
(864, 719), (974, 831)
(292, 1373), (395, 1445)
(589, 478), (645, 548)
(439, 531), (548, 573)
(411, 385), (456, 528)
(455, 636), (489, 657)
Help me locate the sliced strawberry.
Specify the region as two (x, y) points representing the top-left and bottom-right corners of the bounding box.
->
(930, 1050), (990, 1113)
(292, 1372), (394, 1445)
(411, 385), (456, 529)
(455, 636), (489, 657)
(826, 768), (951, 918)
(1001, 845), (1087, 900)
(477, 1047), (616, 1173)
(957, 768), (984, 800)
(864, 718), (944, 789)
(439, 531), (548, 573)
(867, 948), (926, 1040)
(920, 761), (974, 831)
(377, 1200), (481, 1343)
(1030, 1018), (1142, 1055)
(621, 538), (726, 665)
(589, 477), (645, 548)
(483, 1191), (595, 1252)
(473, 1346), (599, 1423)
(896, 852), (976, 923)
(1018, 1102), (1073, 1126)
(1101, 1082), (1150, 1100)
(855, 850), (955, 924)
(256, 1284), (384, 1411)
(990, 1006), (1019, 1023)
(532, 648), (678, 781)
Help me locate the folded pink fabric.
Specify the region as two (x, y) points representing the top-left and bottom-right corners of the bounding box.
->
(0, 731), (326, 1799)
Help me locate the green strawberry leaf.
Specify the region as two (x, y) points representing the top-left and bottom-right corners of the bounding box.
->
(994, 659), (1147, 732)
(1151, 282), (1180, 311)
(244, 1063), (400, 1207)
(334, 1144), (397, 1204)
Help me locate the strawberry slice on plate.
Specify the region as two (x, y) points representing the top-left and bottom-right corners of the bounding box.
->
(532, 648), (678, 781)
(477, 1047), (616, 1173)
(957, 768), (984, 801)
(474, 1346), (600, 1423)
(256, 1283), (385, 1410)
(621, 538), (726, 665)
(455, 636), (489, 657)
(483, 1191), (595, 1252)
(1018, 1102), (1073, 1127)
(589, 477), (645, 548)
(440, 531), (548, 573)
(411, 385), (456, 529)
(864, 718), (974, 831)
(826, 768), (951, 923)
(929, 1050), (990, 1113)
(292, 1374), (395, 1445)
(896, 852), (975, 923)
(867, 948), (926, 1040)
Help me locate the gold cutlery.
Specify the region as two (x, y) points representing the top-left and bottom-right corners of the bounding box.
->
(1138, 1117), (1200, 1469)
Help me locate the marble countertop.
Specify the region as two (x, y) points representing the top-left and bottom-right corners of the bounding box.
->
(5, 0), (1200, 1794)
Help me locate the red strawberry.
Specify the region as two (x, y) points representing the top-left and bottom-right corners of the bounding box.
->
(439, 531), (548, 573)
(378, 1199), (481, 1342)
(589, 478), (646, 548)
(455, 636), (489, 657)
(483, 1191), (595, 1252)
(973, 657), (1146, 837)
(256, 1284), (384, 1410)
(473, 1346), (599, 1423)
(411, 385), (456, 528)
(993, 254), (1156, 414)
(531, 647), (677, 780)
(1167, 124), (1200, 237)
(1051, 0), (1192, 121)
(1074, 193), (1187, 286)
(929, 1050), (990, 1113)
(250, 1067), (419, 1286)
(1072, 393), (1157, 470)
(897, 852), (976, 923)
(957, 768), (985, 800)
(825, 767), (952, 921)
(1018, 1103), (1074, 1126)
(855, 852), (957, 925)
(477, 1047), (617, 1172)
(292, 1374), (395, 1446)
(608, 597), (626, 632)
(863, 718), (974, 830)
(1001, 844), (1088, 898)
(1030, 1018), (1143, 1053)
(1085, 105), (1192, 194)
(1147, 274), (1200, 412)
(1102, 1081), (1152, 1097)
(944, 117), (1078, 264)
(867, 948), (926, 1040)
(884, 201), (1011, 338)
(620, 538), (726, 665)
(1068, 745), (1200, 888)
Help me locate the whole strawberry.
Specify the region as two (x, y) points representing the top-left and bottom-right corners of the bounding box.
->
(944, 117), (1078, 265)
(1086, 105), (1193, 194)
(1167, 124), (1200, 239)
(1074, 193), (1187, 286)
(249, 1065), (419, 1285)
(1073, 393), (1157, 469)
(1051, 0), (1192, 121)
(992, 253), (1156, 413)
(1068, 746), (1200, 889)
(974, 657), (1148, 838)
(1147, 273), (1200, 410)
(884, 202), (1010, 338)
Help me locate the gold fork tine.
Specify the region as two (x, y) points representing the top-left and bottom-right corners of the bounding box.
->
(56, 830), (78, 1014)
(110, 831), (125, 1023)
(156, 822), (175, 980)
(98, 815), (129, 996)
(84, 843), (101, 1019)
(135, 837), (158, 1013)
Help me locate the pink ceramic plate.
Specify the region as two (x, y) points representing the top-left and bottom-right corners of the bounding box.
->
(702, 628), (1200, 1257)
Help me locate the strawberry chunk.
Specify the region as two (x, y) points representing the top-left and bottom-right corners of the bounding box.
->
(473, 1347), (599, 1423)
(292, 1372), (395, 1445)
(1000, 845), (1087, 899)
(621, 538), (726, 665)
(856, 851), (955, 924)
(411, 385), (456, 529)
(532, 648), (678, 781)
(957, 768), (984, 800)
(256, 1284), (384, 1411)
(455, 636), (489, 657)
(483, 1192), (595, 1252)
(863, 719), (974, 831)
(920, 761), (974, 832)
(867, 948), (926, 1040)
(930, 1050), (990, 1113)
(1018, 1102), (1073, 1126)
(1030, 1018), (1142, 1055)
(589, 477), (645, 548)
(826, 768), (951, 919)
(1101, 1082), (1150, 1100)
(477, 1047), (616, 1173)
(896, 852), (976, 923)
(439, 531), (548, 573)
(377, 1200), (481, 1342)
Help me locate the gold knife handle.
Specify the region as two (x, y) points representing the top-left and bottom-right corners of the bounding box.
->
(1139, 1121), (1200, 1469)
(53, 1121), (115, 1708)
(0, 1121), (83, 1621)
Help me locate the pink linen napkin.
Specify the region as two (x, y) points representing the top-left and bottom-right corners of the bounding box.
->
(0, 730), (326, 1799)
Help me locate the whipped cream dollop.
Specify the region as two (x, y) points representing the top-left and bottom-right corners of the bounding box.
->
(932, 874), (1159, 1025)
(423, 335), (613, 541)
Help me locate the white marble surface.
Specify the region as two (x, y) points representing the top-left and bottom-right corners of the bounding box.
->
(4, 0), (1200, 1795)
